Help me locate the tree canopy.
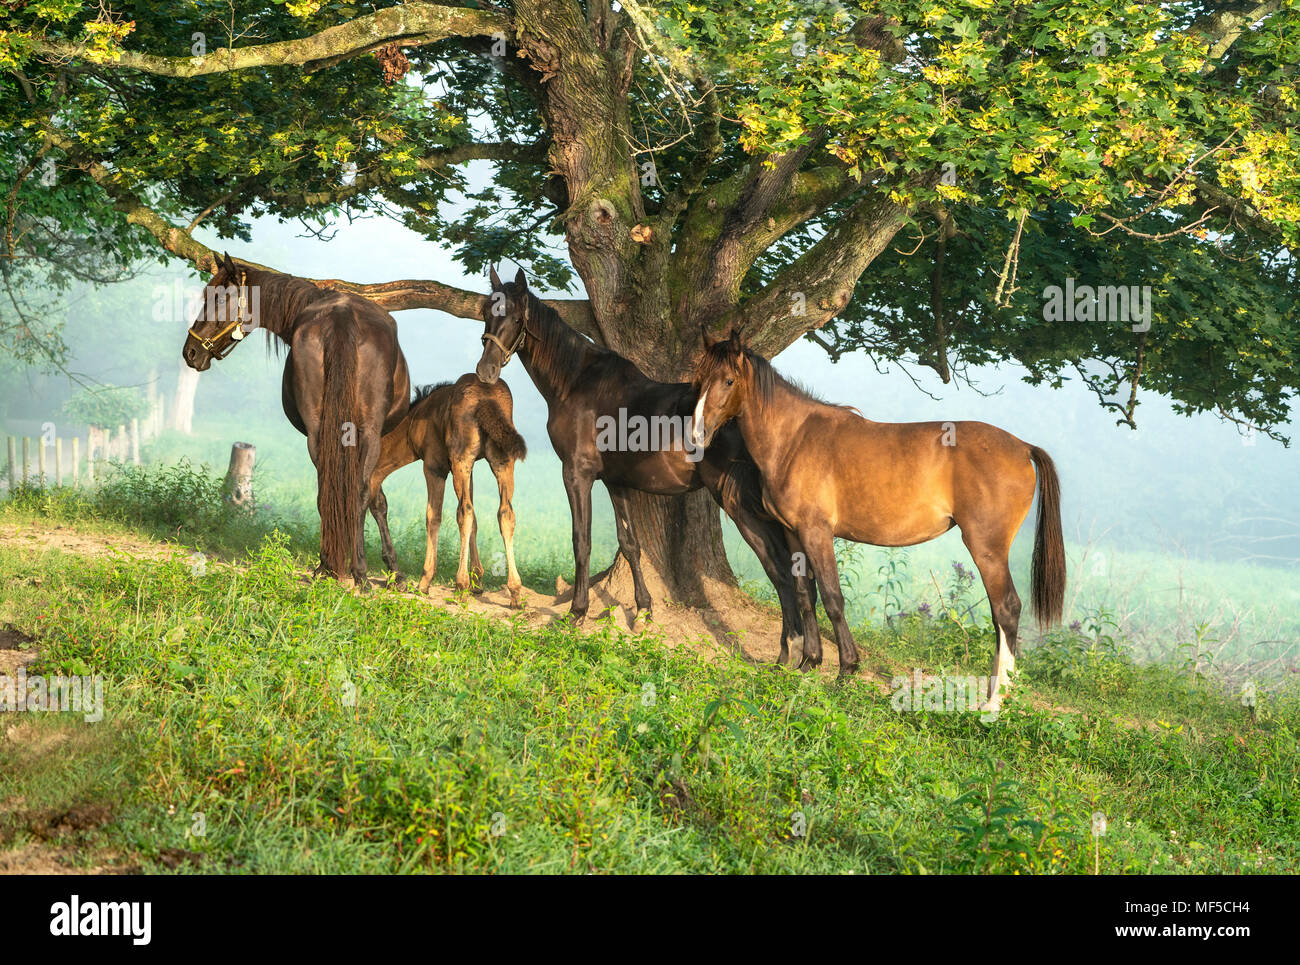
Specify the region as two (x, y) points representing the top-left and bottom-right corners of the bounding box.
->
(3, 0), (1298, 437)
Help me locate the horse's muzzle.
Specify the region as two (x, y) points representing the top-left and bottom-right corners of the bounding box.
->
(182, 342), (212, 372)
(476, 357), (501, 384)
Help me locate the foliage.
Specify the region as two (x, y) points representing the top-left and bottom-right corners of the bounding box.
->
(60, 384), (150, 429)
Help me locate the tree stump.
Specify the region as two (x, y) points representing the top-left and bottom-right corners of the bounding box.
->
(223, 442), (256, 511)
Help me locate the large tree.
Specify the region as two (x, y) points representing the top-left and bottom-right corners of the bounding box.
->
(3, 0), (1298, 605)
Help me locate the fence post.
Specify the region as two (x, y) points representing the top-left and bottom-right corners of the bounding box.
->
(72, 436), (80, 488)
(116, 424), (126, 463)
(22, 437), (30, 486)
(86, 430), (95, 486)
(6, 437), (15, 491)
(55, 437), (63, 487)
(131, 418), (141, 465)
(224, 442), (257, 511)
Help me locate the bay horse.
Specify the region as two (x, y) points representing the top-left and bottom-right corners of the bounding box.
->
(366, 374), (527, 606)
(474, 268), (814, 658)
(181, 253), (411, 586)
(691, 332), (1065, 709)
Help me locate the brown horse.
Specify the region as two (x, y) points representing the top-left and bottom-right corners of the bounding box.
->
(691, 332), (1065, 709)
(475, 269), (815, 657)
(366, 374), (527, 606)
(181, 253), (411, 586)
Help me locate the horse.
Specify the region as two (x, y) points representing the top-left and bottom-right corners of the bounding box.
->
(366, 374), (527, 607)
(181, 253), (411, 586)
(474, 268), (815, 660)
(691, 331), (1065, 709)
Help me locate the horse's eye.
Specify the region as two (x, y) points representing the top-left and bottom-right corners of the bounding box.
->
(725, 378), (735, 387)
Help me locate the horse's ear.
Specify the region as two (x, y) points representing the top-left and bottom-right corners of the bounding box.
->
(514, 267), (527, 289)
(489, 265), (503, 291)
(726, 327), (745, 351)
(700, 324), (721, 348)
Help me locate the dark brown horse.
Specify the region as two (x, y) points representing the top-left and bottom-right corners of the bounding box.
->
(474, 268), (814, 659)
(181, 253), (411, 586)
(692, 332), (1065, 709)
(367, 374), (527, 606)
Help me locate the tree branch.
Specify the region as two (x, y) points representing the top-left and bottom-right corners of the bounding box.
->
(29, 3), (509, 77)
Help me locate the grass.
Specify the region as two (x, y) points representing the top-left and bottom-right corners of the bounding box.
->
(1, 464), (1298, 874)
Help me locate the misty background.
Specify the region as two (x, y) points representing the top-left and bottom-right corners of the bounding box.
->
(4, 202), (1298, 671)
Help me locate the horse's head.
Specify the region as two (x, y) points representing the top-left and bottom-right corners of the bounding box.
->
(181, 252), (253, 372)
(477, 266), (531, 385)
(691, 328), (751, 449)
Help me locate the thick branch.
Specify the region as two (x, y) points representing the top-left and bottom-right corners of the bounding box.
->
(30, 4), (508, 76)
(734, 190), (907, 357)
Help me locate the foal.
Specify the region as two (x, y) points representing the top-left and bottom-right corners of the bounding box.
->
(692, 333), (1065, 709)
(367, 374), (527, 607)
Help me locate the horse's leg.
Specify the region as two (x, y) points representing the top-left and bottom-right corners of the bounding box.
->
(607, 485), (652, 626)
(351, 431), (381, 590)
(490, 451), (523, 608)
(962, 531), (1022, 711)
(468, 480), (484, 591)
(562, 464), (594, 623)
(784, 530), (822, 669)
(728, 507), (802, 665)
(451, 458), (476, 593)
(368, 484), (399, 577)
(796, 527), (860, 674)
(419, 465), (447, 595)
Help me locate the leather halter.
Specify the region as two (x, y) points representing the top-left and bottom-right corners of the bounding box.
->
(188, 269), (250, 360)
(480, 317), (531, 368)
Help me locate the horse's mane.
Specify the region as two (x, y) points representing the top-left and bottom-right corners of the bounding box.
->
(520, 288), (604, 399)
(412, 381), (451, 403)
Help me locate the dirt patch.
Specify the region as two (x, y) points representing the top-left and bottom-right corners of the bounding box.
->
(0, 522), (178, 563)
(0, 625), (38, 677)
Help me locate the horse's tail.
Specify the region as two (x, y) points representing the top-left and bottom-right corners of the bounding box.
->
(317, 320), (361, 578)
(1029, 445), (1065, 627)
(476, 399), (527, 462)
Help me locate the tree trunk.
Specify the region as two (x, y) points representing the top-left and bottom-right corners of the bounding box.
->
(592, 487), (737, 610)
(223, 441), (256, 510)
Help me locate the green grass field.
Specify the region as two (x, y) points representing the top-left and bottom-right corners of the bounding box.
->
(1, 462), (1297, 873)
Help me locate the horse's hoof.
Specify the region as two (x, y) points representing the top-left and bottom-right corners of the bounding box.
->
(776, 650), (790, 666)
(569, 610), (588, 626)
(838, 661), (859, 677)
(797, 656), (821, 672)
(508, 589), (523, 610)
(632, 608), (651, 629)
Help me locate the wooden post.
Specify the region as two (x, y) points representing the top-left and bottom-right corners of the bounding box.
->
(116, 424), (126, 463)
(6, 437), (15, 491)
(72, 436), (80, 488)
(131, 418), (141, 465)
(21, 437), (30, 486)
(55, 438), (63, 487)
(86, 430), (95, 486)
(224, 442), (256, 511)
(38, 437), (46, 487)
